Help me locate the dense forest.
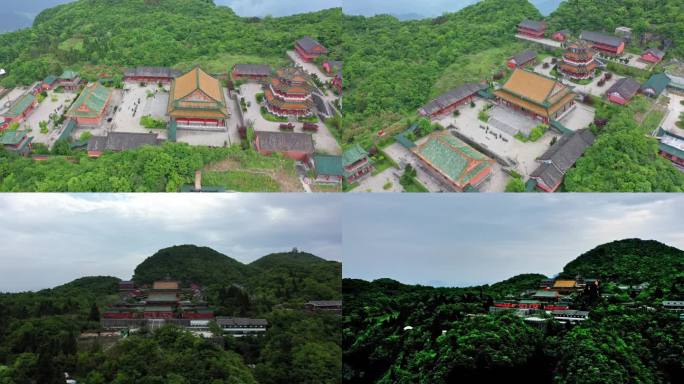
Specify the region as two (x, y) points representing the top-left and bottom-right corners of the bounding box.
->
(0, 245), (342, 384)
(343, 239), (684, 383)
(0, 0), (341, 86)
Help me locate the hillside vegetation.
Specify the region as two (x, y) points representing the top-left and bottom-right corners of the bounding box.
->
(563, 238), (684, 285)
(0, 0), (341, 87)
(343, 239), (684, 383)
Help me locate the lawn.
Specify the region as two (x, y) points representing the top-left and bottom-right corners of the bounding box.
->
(431, 44), (524, 96)
(202, 170), (280, 192)
(59, 38), (84, 52)
(174, 53), (286, 74)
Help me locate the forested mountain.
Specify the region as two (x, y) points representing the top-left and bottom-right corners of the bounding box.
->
(0, 0), (341, 87)
(133, 244), (256, 285)
(563, 238), (684, 285)
(0, 245), (342, 384)
(343, 239), (684, 383)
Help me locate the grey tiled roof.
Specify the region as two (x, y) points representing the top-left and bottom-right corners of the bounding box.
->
(88, 132), (161, 152)
(580, 31), (624, 48)
(419, 83), (486, 116)
(606, 77), (641, 99)
(233, 64), (272, 77)
(256, 131), (314, 153)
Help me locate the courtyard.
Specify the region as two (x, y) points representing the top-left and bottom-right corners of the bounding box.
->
(21, 91), (73, 148)
(239, 82), (341, 155)
(111, 82), (169, 134)
(662, 92), (684, 136)
(434, 98), (561, 179)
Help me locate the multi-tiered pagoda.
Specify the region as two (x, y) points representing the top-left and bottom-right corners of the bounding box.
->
(263, 67), (314, 117)
(559, 40), (598, 80)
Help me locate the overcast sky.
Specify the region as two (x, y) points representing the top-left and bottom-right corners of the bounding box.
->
(343, 0), (563, 18)
(343, 194), (684, 287)
(0, 194), (342, 292)
(218, 0), (341, 16)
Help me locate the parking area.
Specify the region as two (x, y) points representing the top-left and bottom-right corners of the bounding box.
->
(612, 52), (651, 70)
(21, 91), (74, 147)
(662, 92), (684, 136)
(286, 50), (332, 83)
(239, 82), (341, 155)
(530, 56), (626, 98)
(435, 98), (561, 179)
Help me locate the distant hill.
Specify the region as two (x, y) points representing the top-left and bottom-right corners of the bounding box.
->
(50, 276), (121, 296)
(562, 238), (684, 285)
(131, 245), (342, 302)
(133, 245), (256, 286)
(487, 273), (549, 296)
(248, 250), (342, 302)
(0, 0), (73, 32)
(250, 250), (332, 270)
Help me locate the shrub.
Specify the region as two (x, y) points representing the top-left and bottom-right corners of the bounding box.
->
(79, 131), (92, 141)
(478, 109), (489, 122)
(140, 115), (167, 129)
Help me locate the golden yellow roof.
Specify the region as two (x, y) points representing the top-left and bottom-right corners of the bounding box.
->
(153, 281), (179, 290)
(172, 67), (223, 103)
(501, 69), (568, 105)
(553, 280), (577, 288)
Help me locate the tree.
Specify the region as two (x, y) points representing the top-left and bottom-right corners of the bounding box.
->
(88, 303), (100, 322)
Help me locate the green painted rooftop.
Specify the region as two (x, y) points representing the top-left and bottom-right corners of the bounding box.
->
(43, 75), (58, 84)
(0, 130), (28, 145)
(314, 154), (343, 176)
(2, 94), (35, 118)
(414, 133), (492, 186)
(66, 83), (112, 118)
(342, 144), (369, 166)
(59, 70), (79, 80)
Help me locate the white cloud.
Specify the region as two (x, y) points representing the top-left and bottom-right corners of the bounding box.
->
(0, 194), (341, 292)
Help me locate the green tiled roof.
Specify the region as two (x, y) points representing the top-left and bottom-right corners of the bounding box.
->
(533, 290), (559, 298)
(43, 75), (58, 85)
(660, 141), (684, 159)
(415, 133), (492, 186)
(2, 94), (35, 118)
(0, 130), (28, 145)
(342, 144), (369, 167)
(314, 154), (343, 176)
(143, 306), (174, 312)
(642, 73), (670, 96)
(59, 70), (79, 80)
(66, 83), (112, 118)
(147, 292), (178, 302)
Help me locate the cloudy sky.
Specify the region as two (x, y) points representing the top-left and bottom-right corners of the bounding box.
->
(343, 194), (684, 287)
(343, 0), (563, 18)
(218, 0), (341, 16)
(0, 194), (342, 292)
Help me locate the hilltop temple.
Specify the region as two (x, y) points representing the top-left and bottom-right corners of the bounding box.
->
(167, 67), (229, 128)
(263, 67), (315, 117)
(494, 69), (576, 124)
(559, 40), (599, 80)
